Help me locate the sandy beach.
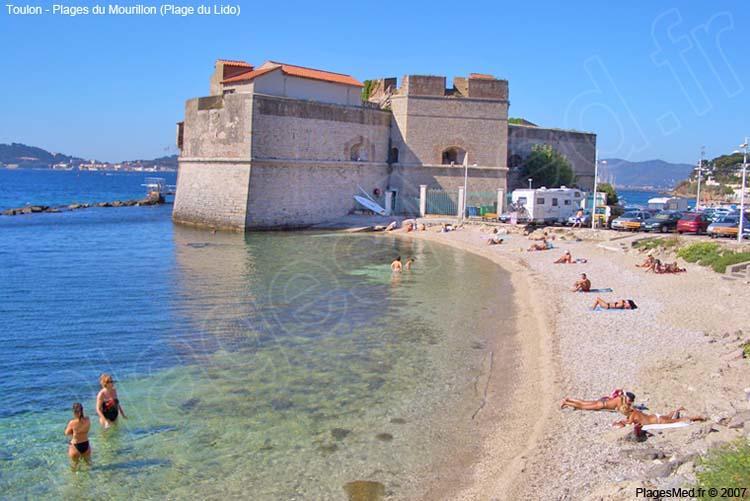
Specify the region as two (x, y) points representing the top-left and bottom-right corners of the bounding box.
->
(399, 223), (750, 500)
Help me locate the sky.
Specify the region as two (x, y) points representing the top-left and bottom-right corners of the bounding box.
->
(0, 1), (748, 164)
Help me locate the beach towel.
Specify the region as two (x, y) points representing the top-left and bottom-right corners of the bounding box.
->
(587, 288), (613, 293)
(641, 422), (691, 431)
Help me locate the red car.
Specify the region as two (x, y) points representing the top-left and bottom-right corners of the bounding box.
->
(676, 212), (711, 234)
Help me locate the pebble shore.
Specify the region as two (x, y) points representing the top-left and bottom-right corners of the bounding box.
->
(402, 223), (750, 500)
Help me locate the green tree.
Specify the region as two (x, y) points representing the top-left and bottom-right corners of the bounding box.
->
(596, 182), (619, 205)
(361, 80), (375, 101)
(518, 144), (575, 188)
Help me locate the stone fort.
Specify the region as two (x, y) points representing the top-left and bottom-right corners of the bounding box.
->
(173, 59), (596, 230)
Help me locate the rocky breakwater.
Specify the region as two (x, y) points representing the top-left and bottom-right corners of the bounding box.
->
(1, 193), (163, 216)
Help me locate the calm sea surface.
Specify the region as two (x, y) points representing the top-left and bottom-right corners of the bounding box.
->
(0, 169), (517, 499)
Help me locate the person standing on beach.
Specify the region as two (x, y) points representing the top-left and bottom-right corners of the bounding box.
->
(65, 402), (91, 467)
(572, 208), (584, 228)
(96, 373), (126, 428)
(391, 256), (402, 273)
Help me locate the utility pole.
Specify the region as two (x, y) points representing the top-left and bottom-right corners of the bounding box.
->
(695, 146), (705, 210)
(738, 138), (748, 243)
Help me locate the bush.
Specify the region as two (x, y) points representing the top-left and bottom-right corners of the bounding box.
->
(695, 439), (750, 498)
(677, 242), (721, 263)
(676, 242), (750, 273)
(633, 237), (682, 252)
(711, 251), (750, 273)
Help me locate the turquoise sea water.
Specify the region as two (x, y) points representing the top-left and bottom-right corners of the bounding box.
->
(0, 169), (515, 499)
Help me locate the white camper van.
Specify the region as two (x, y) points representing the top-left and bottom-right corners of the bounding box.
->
(511, 187), (585, 225)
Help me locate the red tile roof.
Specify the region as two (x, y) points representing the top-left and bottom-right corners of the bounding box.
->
(217, 59), (253, 67)
(222, 61), (363, 87)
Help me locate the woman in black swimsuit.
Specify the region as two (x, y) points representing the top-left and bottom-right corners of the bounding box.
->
(96, 373), (127, 428)
(65, 402), (91, 467)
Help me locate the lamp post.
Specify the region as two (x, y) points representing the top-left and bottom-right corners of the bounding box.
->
(695, 146), (705, 211)
(528, 178), (533, 189)
(591, 153), (605, 229)
(738, 138), (748, 244)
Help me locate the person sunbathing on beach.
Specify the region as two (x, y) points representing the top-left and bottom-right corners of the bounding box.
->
(591, 297), (638, 310)
(612, 404), (706, 428)
(487, 229), (504, 246)
(560, 389), (634, 411)
(655, 261), (686, 274)
(571, 273), (591, 292)
(528, 231), (555, 241)
(391, 256), (402, 272)
(528, 238), (551, 252)
(554, 251), (573, 264)
(644, 258), (662, 273)
(636, 255), (655, 268)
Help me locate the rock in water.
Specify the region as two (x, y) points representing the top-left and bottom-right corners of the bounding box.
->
(375, 433), (393, 442)
(343, 480), (385, 501)
(331, 428), (351, 440)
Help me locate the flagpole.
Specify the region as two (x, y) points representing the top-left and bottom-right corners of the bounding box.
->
(591, 150), (598, 230)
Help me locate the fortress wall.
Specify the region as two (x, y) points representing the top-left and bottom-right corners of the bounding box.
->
(251, 95), (391, 162)
(391, 95), (508, 167)
(391, 165), (508, 214)
(507, 124), (596, 190)
(173, 160), (251, 230)
(245, 161), (390, 228)
(173, 93), (255, 229)
(180, 94), (253, 158)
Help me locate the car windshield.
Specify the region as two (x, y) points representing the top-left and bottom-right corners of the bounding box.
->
(719, 216), (738, 224)
(654, 213), (671, 220)
(621, 212), (640, 218)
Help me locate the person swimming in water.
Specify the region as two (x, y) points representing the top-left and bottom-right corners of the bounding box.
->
(65, 402), (91, 467)
(96, 373), (126, 428)
(391, 256), (403, 273)
(404, 257), (415, 270)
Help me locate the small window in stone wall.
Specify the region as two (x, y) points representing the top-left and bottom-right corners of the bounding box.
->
(442, 147), (466, 165)
(537, 198), (545, 205)
(552, 198), (559, 206)
(564, 199), (571, 205)
(350, 144), (368, 162)
(390, 147), (399, 163)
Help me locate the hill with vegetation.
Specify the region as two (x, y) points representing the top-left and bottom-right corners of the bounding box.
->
(599, 158), (694, 189)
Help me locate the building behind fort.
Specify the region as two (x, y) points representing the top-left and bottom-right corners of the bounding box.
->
(173, 59), (596, 230)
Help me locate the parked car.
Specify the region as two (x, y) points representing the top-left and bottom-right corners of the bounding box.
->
(707, 215), (748, 238)
(566, 209), (592, 226)
(499, 211), (529, 224)
(676, 212), (711, 234)
(641, 211), (683, 233)
(611, 210), (651, 231)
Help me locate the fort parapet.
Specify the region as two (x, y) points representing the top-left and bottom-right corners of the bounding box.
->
(173, 59), (594, 230)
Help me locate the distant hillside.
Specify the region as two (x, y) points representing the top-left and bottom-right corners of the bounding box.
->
(0, 143), (177, 169)
(599, 158), (695, 190)
(0, 142), (87, 166)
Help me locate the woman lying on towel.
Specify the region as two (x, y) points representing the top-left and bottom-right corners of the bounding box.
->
(591, 297), (637, 310)
(528, 239), (552, 251)
(655, 261), (686, 274)
(560, 389), (634, 411)
(612, 404), (706, 428)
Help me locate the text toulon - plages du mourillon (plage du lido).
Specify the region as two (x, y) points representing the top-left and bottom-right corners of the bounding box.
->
(5, 3), (241, 17)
